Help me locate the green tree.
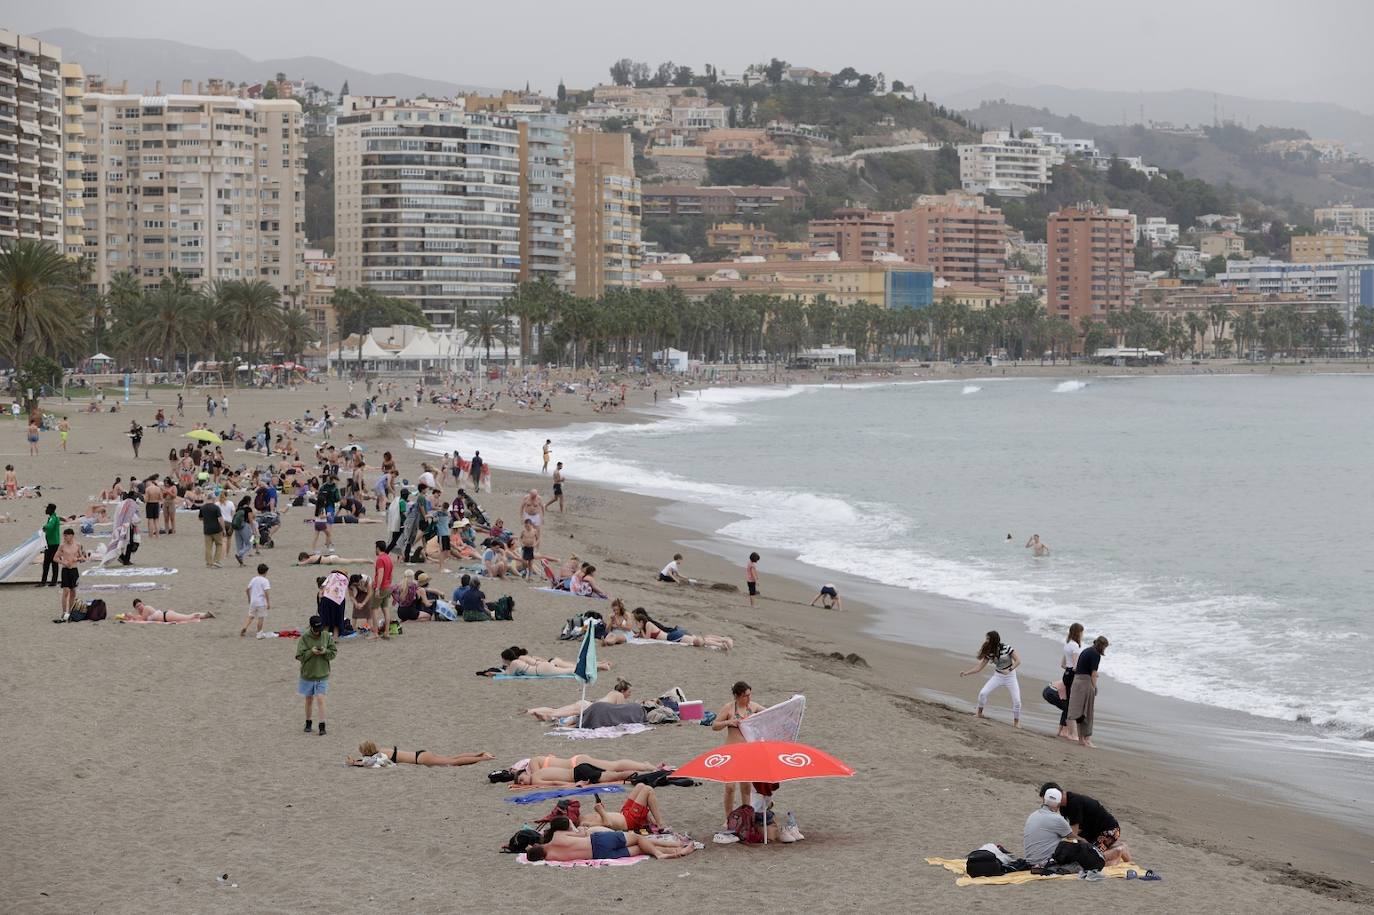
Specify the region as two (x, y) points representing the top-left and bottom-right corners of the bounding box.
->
(0, 239), (84, 364)
(706, 154), (784, 186)
(274, 308), (318, 364)
(218, 279), (283, 371)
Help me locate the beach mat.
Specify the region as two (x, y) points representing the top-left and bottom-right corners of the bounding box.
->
(492, 672), (579, 680)
(505, 785), (625, 804)
(925, 857), (1143, 886)
(546, 723), (653, 740)
(534, 587), (606, 599)
(516, 852), (648, 868)
(86, 567), (178, 577)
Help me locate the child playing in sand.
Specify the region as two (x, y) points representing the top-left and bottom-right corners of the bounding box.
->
(241, 563), (271, 638)
(296, 614), (336, 735)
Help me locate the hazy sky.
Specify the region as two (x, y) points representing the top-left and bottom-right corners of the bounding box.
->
(7, 0), (1374, 111)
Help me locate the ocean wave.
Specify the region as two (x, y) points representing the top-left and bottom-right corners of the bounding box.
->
(962, 385), (982, 394)
(1053, 380), (1088, 393)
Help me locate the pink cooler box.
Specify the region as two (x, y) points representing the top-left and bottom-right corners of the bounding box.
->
(678, 700), (704, 721)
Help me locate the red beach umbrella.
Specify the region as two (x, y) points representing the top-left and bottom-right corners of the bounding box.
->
(674, 741), (854, 783)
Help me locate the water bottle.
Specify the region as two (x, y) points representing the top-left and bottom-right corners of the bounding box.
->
(786, 811), (797, 830)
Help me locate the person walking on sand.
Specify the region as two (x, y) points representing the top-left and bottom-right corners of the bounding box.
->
(128, 420), (143, 459)
(960, 630), (1022, 728)
(1065, 636), (1109, 748)
(745, 552), (760, 606)
(58, 417), (69, 452)
(711, 681), (765, 825)
(40, 503), (61, 587)
(296, 614), (336, 736)
(542, 439), (552, 473)
(545, 462), (566, 514)
(176, 393), (184, 418)
(1025, 533), (1050, 556)
(469, 450), (484, 489)
(27, 419), (39, 456)
(199, 496), (224, 568)
(240, 563), (271, 638)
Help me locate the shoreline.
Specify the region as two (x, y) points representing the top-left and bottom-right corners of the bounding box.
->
(2, 379), (1370, 913)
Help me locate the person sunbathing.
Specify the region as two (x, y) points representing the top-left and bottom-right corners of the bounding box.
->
(500, 646), (610, 676)
(599, 599), (636, 646)
(523, 679), (631, 721)
(579, 784), (664, 831)
(631, 608), (733, 650)
(493, 753), (660, 787)
(346, 741), (495, 768)
(121, 599), (214, 623)
(526, 824), (693, 862)
(296, 551), (371, 565)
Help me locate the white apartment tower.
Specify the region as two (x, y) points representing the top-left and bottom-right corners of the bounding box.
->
(334, 96), (522, 327)
(958, 129), (1062, 197)
(509, 108), (573, 290)
(81, 92), (306, 293)
(0, 30), (72, 247)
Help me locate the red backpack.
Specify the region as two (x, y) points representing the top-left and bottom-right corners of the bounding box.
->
(726, 804), (764, 845)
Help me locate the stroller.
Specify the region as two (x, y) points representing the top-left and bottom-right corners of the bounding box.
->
(256, 511), (281, 548)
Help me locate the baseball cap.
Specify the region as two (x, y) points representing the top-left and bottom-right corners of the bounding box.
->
(1043, 788), (1063, 806)
(308, 614), (323, 630)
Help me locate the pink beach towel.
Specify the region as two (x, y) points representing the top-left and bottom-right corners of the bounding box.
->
(517, 853), (649, 868)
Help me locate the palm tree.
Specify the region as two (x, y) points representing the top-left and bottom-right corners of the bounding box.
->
(466, 306), (504, 365)
(1206, 302), (1230, 357)
(274, 308), (318, 364)
(1184, 312), (1209, 357)
(218, 279), (283, 374)
(0, 239), (84, 363)
(129, 279), (205, 374)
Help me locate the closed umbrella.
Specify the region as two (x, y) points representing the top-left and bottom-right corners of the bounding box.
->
(573, 624), (598, 727)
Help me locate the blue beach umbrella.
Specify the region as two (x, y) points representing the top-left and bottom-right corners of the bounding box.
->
(574, 624), (598, 727)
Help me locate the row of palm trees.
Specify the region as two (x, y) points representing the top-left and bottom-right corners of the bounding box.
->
(0, 239), (317, 373)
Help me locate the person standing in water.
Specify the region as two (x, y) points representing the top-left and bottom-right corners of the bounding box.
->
(960, 630), (1022, 727)
(1025, 534), (1050, 556)
(542, 439), (552, 474)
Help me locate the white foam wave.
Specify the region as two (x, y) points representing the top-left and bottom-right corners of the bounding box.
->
(1053, 380), (1088, 393)
(962, 385), (982, 394)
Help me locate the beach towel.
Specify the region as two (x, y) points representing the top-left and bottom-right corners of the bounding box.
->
(516, 853), (648, 868)
(505, 785), (626, 803)
(739, 694), (806, 743)
(534, 587), (603, 599)
(626, 636), (689, 646)
(576, 702), (648, 729)
(86, 566), (178, 577)
(547, 723), (653, 740)
(0, 532), (45, 582)
(492, 672), (580, 680)
(78, 582), (168, 593)
(924, 857), (1143, 886)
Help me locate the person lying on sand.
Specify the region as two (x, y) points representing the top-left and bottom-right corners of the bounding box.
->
(120, 599), (214, 624)
(346, 741), (495, 768)
(296, 551), (371, 565)
(523, 679), (632, 721)
(578, 784), (665, 831)
(526, 822), (693, 861)
(631, 608), (733, 650)
(499, 646), (611, 676)
(490, 753), (662, 787)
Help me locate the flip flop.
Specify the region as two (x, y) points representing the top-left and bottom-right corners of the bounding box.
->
(1140, 870), (1162, 881)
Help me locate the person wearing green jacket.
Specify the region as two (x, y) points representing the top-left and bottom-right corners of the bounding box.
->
(296, 615), (337, 735)
(40, 503), (61, 587)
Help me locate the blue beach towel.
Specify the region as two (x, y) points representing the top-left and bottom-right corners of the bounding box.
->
(492, 672), (580, 680)
(506, 785), (626, 805)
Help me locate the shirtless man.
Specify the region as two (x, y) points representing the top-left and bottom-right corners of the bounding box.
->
(545, 462), (565, 514)
(526, 829), (693, 862)
(517, 519), (540, 578)
(55, 528), (87, 618)
(1025, 534), (1050, 557)
(143, 477), (161, 540)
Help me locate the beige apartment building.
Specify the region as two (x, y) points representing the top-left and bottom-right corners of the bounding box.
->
(81, 89), (305, 294)
(60, 61), (85, 256)
(509, 108), (573, 290)
(334, 96), (522, 327)
(0, 30), (72, 247)
(1047, 204), (1135, 341)
(1290, 233), (1370, 263)
(303, 246), (336, 340)
(571, 131), (641, 298)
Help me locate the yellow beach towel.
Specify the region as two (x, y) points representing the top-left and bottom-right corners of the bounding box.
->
(925, 857), (1141, 887)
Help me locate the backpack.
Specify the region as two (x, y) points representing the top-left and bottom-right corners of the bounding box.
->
(85, 599), (107, 622)
(490, 595), (515, 621)
(66, 601), (88, 623)
(231, 510), (246, 531)
(726, 804), (765, 845)
(965, 849), (1007, 878)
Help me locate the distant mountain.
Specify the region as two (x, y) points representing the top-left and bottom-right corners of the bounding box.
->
(960, 101), (1374, 209)
(918, 76), (1374, 155)
(35, 28), (498, 97)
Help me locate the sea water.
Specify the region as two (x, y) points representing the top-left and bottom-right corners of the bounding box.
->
(421, 374), (1374, 748)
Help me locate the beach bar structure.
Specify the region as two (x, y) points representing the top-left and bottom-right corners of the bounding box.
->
(795, 345), (857, 367)
(316, 324), (516, 373)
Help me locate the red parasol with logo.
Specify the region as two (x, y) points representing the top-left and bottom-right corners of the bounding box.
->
(674, 740), (854, 783)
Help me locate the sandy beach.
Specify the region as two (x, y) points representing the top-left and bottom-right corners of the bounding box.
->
(1, 374), (1370, 914)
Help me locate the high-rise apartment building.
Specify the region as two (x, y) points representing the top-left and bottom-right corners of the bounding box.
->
(60, 61), (85, 256)
(894, 192), (1007, 286)
(1047, 204), (1135, 344)
(808, 207), (895, 261)
(81, 92), (305, 293)
(958, 129), (1061, 197)
(0, 30), (70, 247)
(1290, 233), (1370, 263)
(1314, 204), (1374, 234)
(334, 96), (521, 327)
(509, 107), (572, 289)
(571, 131), (641, 299)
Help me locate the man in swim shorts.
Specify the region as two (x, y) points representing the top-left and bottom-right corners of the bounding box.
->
(526, 830), (694, 862)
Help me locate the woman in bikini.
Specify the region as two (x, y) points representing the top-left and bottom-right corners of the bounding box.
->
(500, 646), (610, 676)
(631, 608), (733, 651)
(495, 753), (661, 787)
(599, 599), (635, 646)
(523, 679), (632, 721)
(346, 740), (494, 768)
(712, 680), (765, 823)
(124, 599), (214, 623)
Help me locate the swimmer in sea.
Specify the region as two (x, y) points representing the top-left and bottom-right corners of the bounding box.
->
(1025, 534), (1050, 557)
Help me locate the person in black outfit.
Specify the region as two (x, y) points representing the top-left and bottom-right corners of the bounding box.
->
(129, 421), (143, 458)
(469, 451), (484, 488)
(1041, 783), (1133, 865)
